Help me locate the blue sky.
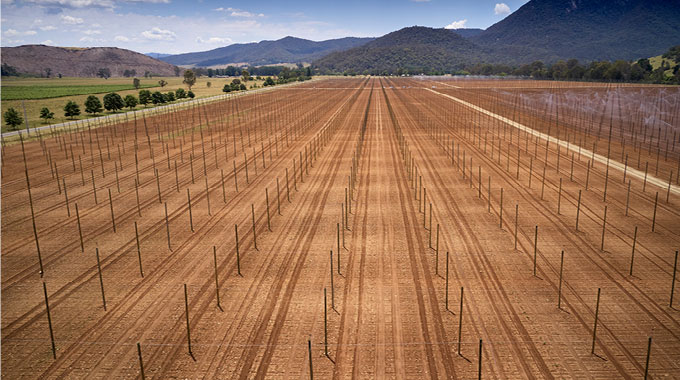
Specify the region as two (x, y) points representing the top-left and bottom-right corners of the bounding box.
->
(1, 0), (529, 54)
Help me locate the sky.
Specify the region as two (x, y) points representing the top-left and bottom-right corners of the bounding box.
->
(0, 0), (530, 54)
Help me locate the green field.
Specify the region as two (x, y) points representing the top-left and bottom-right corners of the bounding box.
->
(2, 83), (156, 100)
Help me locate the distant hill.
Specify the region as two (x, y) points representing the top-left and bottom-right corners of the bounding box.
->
(472, 0), (680, 62)
(160, 36), (375, 67)
(146, 52), (172, 59)
(313, 26), (488, 74)
(1, 45), (179, 77)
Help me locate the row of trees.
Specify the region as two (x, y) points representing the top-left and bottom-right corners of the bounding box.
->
(3, 88), (196, 130)
(202, 65), (313, 80)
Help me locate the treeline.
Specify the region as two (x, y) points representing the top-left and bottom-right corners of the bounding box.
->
(1, 62), (170, 78)
(332, 45), (680, 85)
(464, 57), (679, 84)
(199, 65), (312, 80)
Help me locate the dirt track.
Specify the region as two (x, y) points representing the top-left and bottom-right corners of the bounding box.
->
(2, 77), (679, 378)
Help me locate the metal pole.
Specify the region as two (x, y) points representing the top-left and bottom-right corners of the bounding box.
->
(591, 288), (601, 355)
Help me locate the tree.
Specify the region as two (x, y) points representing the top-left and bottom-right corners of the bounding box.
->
(4, 108), (23, 130)
(152, 91), (165, 104)
(187, 90), (195, 98)
(1, 63), (19, 76)
(175, 88), (186, 99)
(183, 69), (197, 90)
(39, 107), (54, 123)
(637, 58), (653, 73)
(133, 78), (141, 89)
(139, 89), (152, 106)
(549, 60), (568, 80)
(174, 66), (181, 77)
(630, 63), (646, 81)
(239, 83), (246, 91)
(97, 67), (111, 79)
(84, 95), (103, 115)
(206, 81), (211, 88)
(158, 79), (168, 88)
(103, 93), (125, 112)
(241, 69), (250, 81)
(264, 77), (275, 86)
(124, 95), (138, 109)
(64, 101), (80, 119)
(166, 91), (175, 102)
(222, 84), (232, 93)
(231, 78), (241, 85)
(44, 67), (52, 78)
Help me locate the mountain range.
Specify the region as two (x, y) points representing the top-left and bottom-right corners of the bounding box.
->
(160, 0), (680, 74)
(315, 0), (680, 74)
(159, 36), (375, 67)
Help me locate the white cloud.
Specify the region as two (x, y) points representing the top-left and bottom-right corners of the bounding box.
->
(41, 39), (54, 44)
(231, 11), (254, 17)
(83, 29), (101, 35)
(114, 35), (129, 42)
(214, 7), (264, 18)
(444, 19), (467, 29)
(141, 27), (176, 41)
(40, 25), (57, 31)
(60, 15), (84, 24)
(4, 28), (38, 36)
(196, 36), (232, 44)
(494, 3), (511, 15)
